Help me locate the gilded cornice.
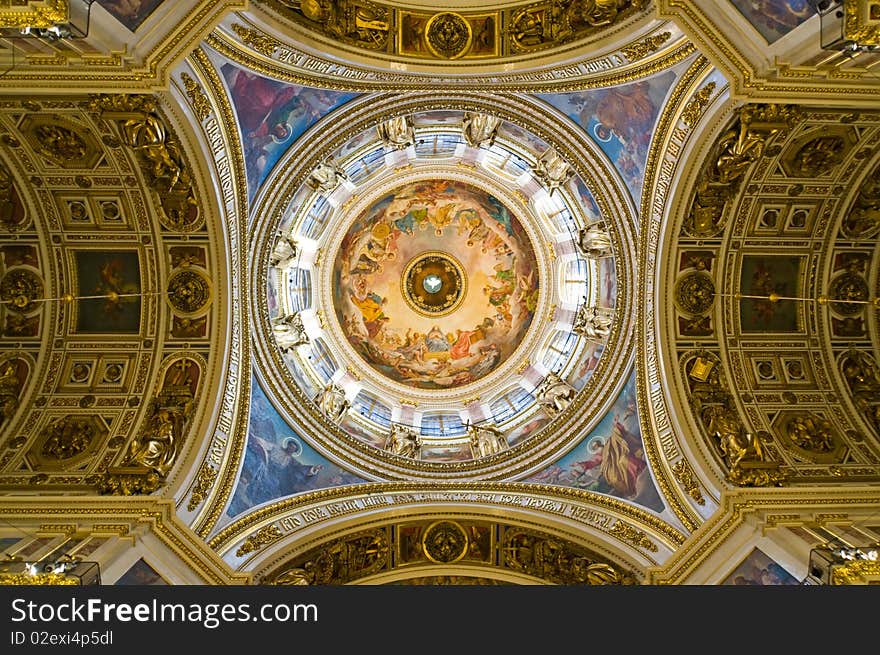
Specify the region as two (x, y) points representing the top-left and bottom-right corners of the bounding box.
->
(0, 497), (250, 584)
(175, 47), (252, 541)
(246, 91), (638, 481)
(657, 0), (880, 107)
(635, 54), (719, 534)
(645, 486), (880, 583)
(207, 20), (696, 92)
(0, 1), (246, 93)
(208, 481), (686, 564)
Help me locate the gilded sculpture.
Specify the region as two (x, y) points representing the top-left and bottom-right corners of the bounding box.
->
(385, 423), (421, 458)
(377, 115), (415, 150)
(317, 383), (350, 424)
(503, 528), (635, 584)
(572, 304), (613, 341)
(273, 312), (310, 350)
(0, 360), (24, 424)
(683, 104), (800, 237)
(461, 112), (502, 148)
(535, 371), (576, 416)
(840, 167), (880, 239)
(91, 94), (201, 232)
(531, 147), (573, 196)
(307, 157), (347, 194)
(467, 421), (508, 458)
(576, 222), (613, 259)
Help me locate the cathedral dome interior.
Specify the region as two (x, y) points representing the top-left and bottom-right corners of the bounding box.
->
(0, 0), (878, 589)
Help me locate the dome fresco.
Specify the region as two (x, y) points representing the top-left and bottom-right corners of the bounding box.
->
(332, 180), (540, 390)
(261, 107), (628, 469)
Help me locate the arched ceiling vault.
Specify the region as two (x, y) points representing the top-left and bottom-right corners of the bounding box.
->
(0, 0), (879, 587)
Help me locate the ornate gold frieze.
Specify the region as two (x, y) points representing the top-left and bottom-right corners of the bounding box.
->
(266, 0), (647, 60)
(263, 520), (636, 585)
(0, 0), (67, 29)
(621, 31), (671, 61)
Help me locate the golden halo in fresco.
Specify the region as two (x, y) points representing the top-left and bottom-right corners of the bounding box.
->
(331, 179), (540, 391)
(401, 251), (467, 318)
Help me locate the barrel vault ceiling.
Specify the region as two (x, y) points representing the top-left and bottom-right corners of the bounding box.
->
(0, 0), (878, 586)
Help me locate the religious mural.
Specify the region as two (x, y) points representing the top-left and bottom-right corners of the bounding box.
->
(538, 69), (678, 203)
(739, 255), (803, 332)
(333, 180), (540, 390)
(525, 372), (665, 513)
(115, 558), (167, 585)
(227, 375), (365, 517)
(729, 0), (814, 44)
(73, 250), (141, 333)
(220, 61), (358, 202)
(722, 548), (799, 585)
(97, 0), (165, 32)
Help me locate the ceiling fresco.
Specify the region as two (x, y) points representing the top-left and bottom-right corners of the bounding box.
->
(333, 179), (540, 390)
(0, 1), (878, 590)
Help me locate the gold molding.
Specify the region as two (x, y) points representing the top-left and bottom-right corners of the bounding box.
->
(0, 0), (67, 29)
(0, 498), (250, 584)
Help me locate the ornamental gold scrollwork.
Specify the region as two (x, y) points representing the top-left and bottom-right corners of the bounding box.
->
(621, 30), (671, 61)
(167, 269), (211, 316)
(187, 462), (218, 512)
(682, 104), (801, 237)
(180, 72), (212, 122)
(422, 520), (469, 563)
(89, 94), (202, 233)
(0, 269), (43, 314)
(681, 81), (716, 128)
(237, 524), (283, 557)
(231, 23), (281, 56)
(608, 520), (658, 552)
(843, 0), (880, 47)
(671, 460), (705, 505)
